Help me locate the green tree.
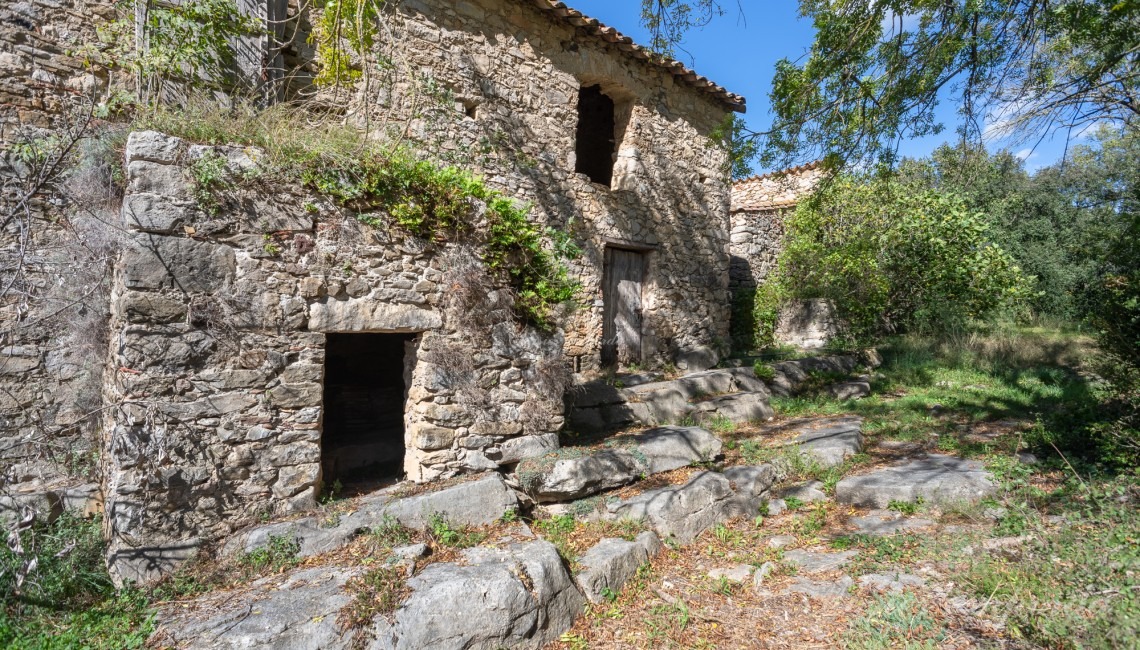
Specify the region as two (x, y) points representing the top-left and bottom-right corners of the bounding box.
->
(758, 0), (1139, 169)
(775, 175), (1030, 341)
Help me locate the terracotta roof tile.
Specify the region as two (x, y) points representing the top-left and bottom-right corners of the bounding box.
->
(524, 0), (746, 112)
(731, 161), (824, 212)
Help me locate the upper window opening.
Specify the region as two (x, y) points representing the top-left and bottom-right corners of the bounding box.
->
(575, 85), (617, 186)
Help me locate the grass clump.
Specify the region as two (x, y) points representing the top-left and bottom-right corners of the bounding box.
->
(844, 591), (944, 649)
(0, 513), (154, 649)
(237, 534), (301, 575)
(426, 514), (487, 549)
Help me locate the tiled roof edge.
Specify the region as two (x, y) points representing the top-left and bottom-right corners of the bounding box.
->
(525, 0), (746, 112)
(733, 160), (823, 185)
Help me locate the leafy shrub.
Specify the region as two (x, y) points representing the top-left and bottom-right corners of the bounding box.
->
(238, 534), (300, 574)
(774, 175), (1030, 343)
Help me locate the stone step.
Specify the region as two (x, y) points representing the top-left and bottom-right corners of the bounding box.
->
(223, 473), (518, 559)
(835, 454), (997, 509)
(601, 464), (776, 544)
(522, 426), (723, 503)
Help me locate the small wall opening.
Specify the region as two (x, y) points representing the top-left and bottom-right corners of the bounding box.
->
(575, 84), (618, 186)
(322, 333), (415, 486)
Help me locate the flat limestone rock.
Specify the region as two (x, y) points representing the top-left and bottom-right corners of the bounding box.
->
(847, 509), (935, 537)
(575, 532), (662, 603)
(529, 427), (722, 503)
(605, 471), (736, 544)
(708, 564), (753, 583)
(694, 391), (774, 425)
(367, 540), (584, 650)
(789, 416), (864, 467)
(782, 549), (857, 574)
(784, 575), (855, 599)
(779, 480), (829, 504)
(858, 571), (926, 593)
(154, 566), (360, 650)
(835, 454), (997, 509)
(224, 474), (518, 558)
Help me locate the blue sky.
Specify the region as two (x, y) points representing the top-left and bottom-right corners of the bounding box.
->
(572, 1), (1079, 175)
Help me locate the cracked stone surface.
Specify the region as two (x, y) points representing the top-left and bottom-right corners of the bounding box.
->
(782, 549), (857, 574)
(847, 509), (936, 537)
(789, 416), (864, 467)
(783, 575), (855, 599)
(858, 571), (927, 593)
(575, 532), (662, 603)
(779, 480), (829, 504)
(154, 567), (361, 650)
(223, 474), (518, 558)
(528, 427), (723, 503)
(835, 454), (997, 509)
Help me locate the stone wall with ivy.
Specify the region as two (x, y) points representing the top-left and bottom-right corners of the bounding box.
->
(311, 0), (736, 370)
(102, 131), (568, 582)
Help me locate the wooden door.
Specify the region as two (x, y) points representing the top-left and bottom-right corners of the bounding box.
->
(602, 248), (645, 367)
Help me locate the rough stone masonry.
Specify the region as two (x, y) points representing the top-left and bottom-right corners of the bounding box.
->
(1, 0), (752, 582)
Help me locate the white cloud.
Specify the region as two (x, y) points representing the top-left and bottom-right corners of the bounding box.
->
(1013, 148), (1036, 162)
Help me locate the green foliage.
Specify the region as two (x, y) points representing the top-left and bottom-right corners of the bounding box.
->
(752, 361), (775, 382)
(314, 0), (383, 87)
(188, 150), (232, 215)
(762, 0), (1140, 169)
(776, 175), (1030, 342)
(844, 591), (944, 649)
(0, 513), (154, 649)
(730, 283), (780, 353)
(638, 0), (725, 57)
(99, 0), (262, 100)
(239, 534), (300, 574)
(426, 514), (486, 549)
(300, 150), (578, 329)
(370, 515), (415, 549)
(140, 103), (578, 330)
(710, 114), (758, 180)
(886, 498), (922, 516)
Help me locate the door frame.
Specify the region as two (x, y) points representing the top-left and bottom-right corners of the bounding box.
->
(601, 243), (652, 368)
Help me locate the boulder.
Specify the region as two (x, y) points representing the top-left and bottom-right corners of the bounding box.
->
(723, 464), (776, 516)
(835, 454), (996, 509)
(125, 131), (184, 164)
(708, 564), (753, 583)
(527, 427), (722, 503)
(574, 531), (661, 603)
(153, 567), (359, 650)
(828, 381), (871, 400)
(368, 540), (584, 650)
(778, 480), (828, 504)
(694, 391), (774, 425)
(528, 449), (643, 503)
(627, 426), (723, 473)
(605, 471), (735, 544)
(225, 475), (518, 558)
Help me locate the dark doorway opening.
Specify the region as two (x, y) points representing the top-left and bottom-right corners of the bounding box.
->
(322, 333), (414, 485)
(575, 84), (617, 186)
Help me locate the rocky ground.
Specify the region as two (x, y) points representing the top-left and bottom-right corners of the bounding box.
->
(146, 334), (1139, 650)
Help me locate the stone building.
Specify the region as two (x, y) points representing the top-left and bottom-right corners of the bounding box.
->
(1, 0), (745, 581)
(729, 162), (837, 349)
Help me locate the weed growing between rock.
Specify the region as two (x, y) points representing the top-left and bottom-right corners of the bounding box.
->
(0, 513), (154, 649)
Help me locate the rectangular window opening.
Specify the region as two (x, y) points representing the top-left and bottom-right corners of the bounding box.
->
(321, 333), (414, 489)
(575, 84), (617, 186)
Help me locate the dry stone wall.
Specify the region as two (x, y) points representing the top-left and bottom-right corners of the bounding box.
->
(320, 0), (736, 371)
(103, 131), (566, 582)
(728, 207), (785, 294)
(0, 0), (112, 136)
